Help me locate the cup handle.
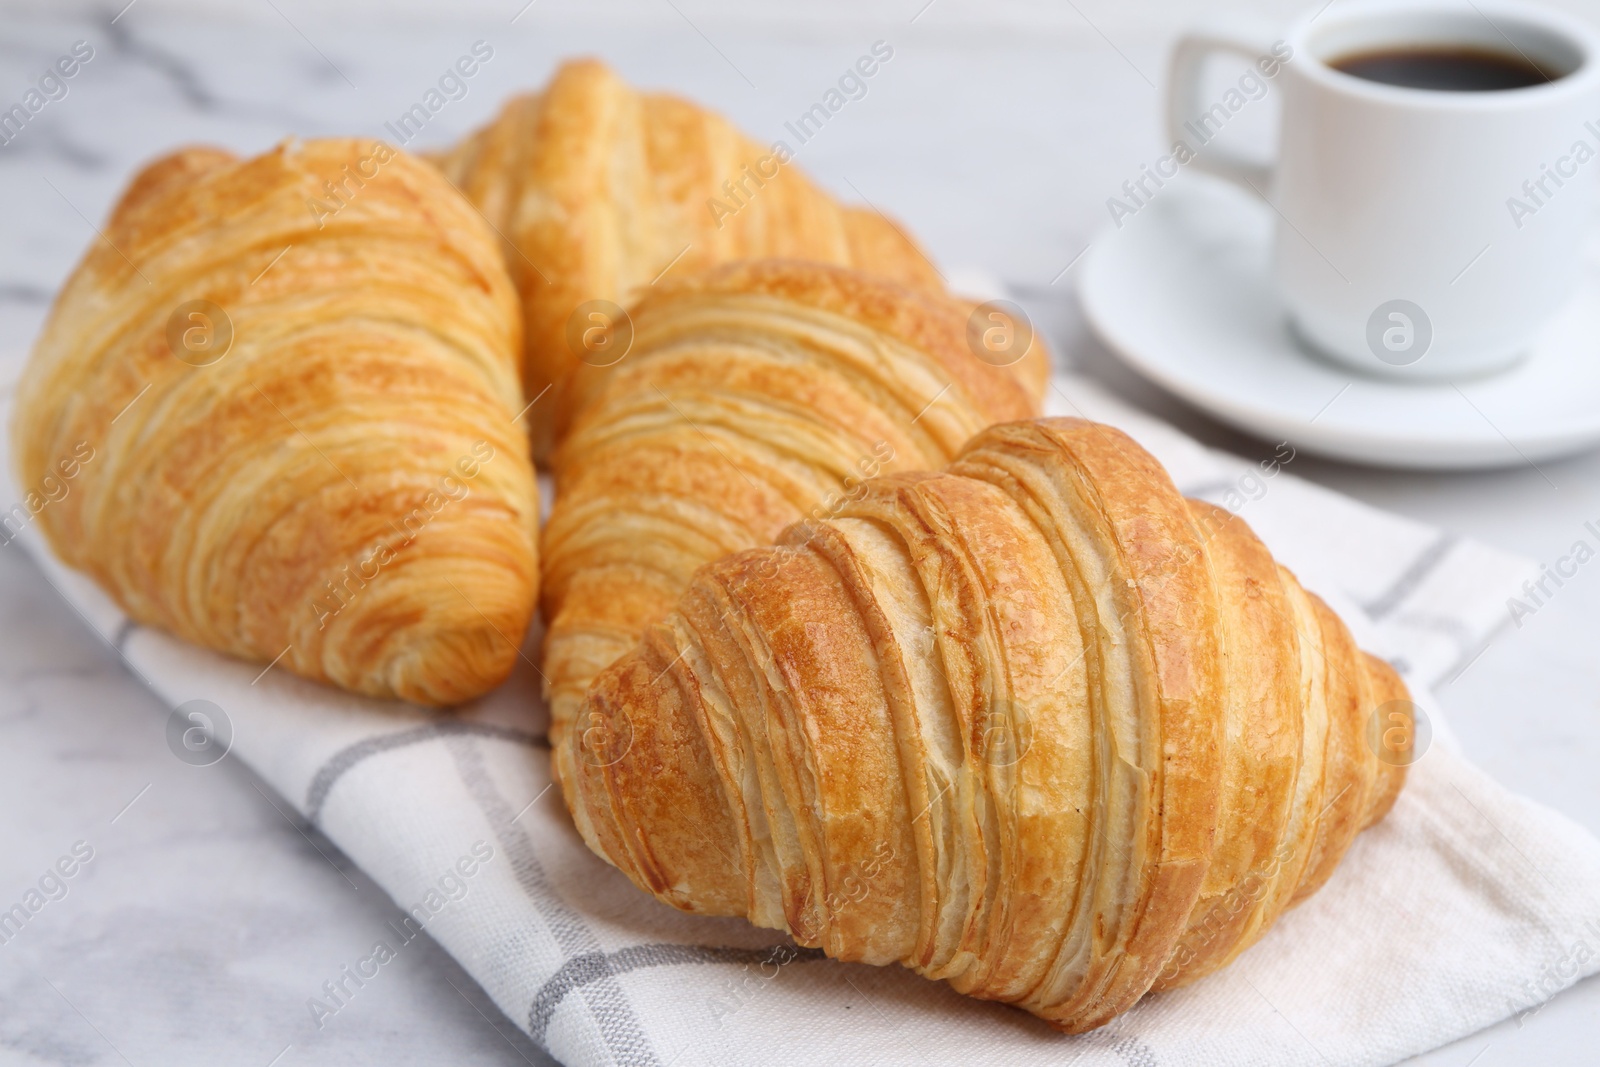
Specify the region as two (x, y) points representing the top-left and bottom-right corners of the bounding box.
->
(1166, 31), (1277, 197)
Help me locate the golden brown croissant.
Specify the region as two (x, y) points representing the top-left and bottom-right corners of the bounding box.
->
(10, 139), (538, 705)
(541, 260), (1048, 778)
(427, 58), (944, 454)
(560, 416), (1410, 1032)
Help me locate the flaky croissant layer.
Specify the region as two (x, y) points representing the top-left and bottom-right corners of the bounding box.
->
(427, 58), (944, 455)
(11, 139), (539, 705)
(540, 260), (1048, 785)
(561, 417), (1408, 1032)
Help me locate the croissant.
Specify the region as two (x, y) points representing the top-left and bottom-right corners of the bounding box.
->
(9, 139), (538, 705)
(541, 260), (1049, 782)
(427, 58), (944, 455)
(560, 416), (1410, 1032)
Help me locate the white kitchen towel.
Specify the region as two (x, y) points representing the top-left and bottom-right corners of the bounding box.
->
(4, 369), (1596, 1067)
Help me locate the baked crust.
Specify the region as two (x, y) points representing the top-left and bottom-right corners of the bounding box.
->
(427, 58), (948, 454)
(542, 259), (1047, 793)
(10, 139), (539, 705)
(562, 417), (1408, 1031)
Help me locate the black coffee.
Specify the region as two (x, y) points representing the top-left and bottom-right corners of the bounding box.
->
(1332, 47), (1556, 91)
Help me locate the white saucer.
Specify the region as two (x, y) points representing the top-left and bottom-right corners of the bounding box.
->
(1078, 173), (1600, 470)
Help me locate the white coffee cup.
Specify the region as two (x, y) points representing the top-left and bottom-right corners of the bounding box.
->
(1168, 0), (1600, 380)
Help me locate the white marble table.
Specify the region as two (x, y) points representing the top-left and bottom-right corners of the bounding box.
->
(1, 4), (1597, 1064)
